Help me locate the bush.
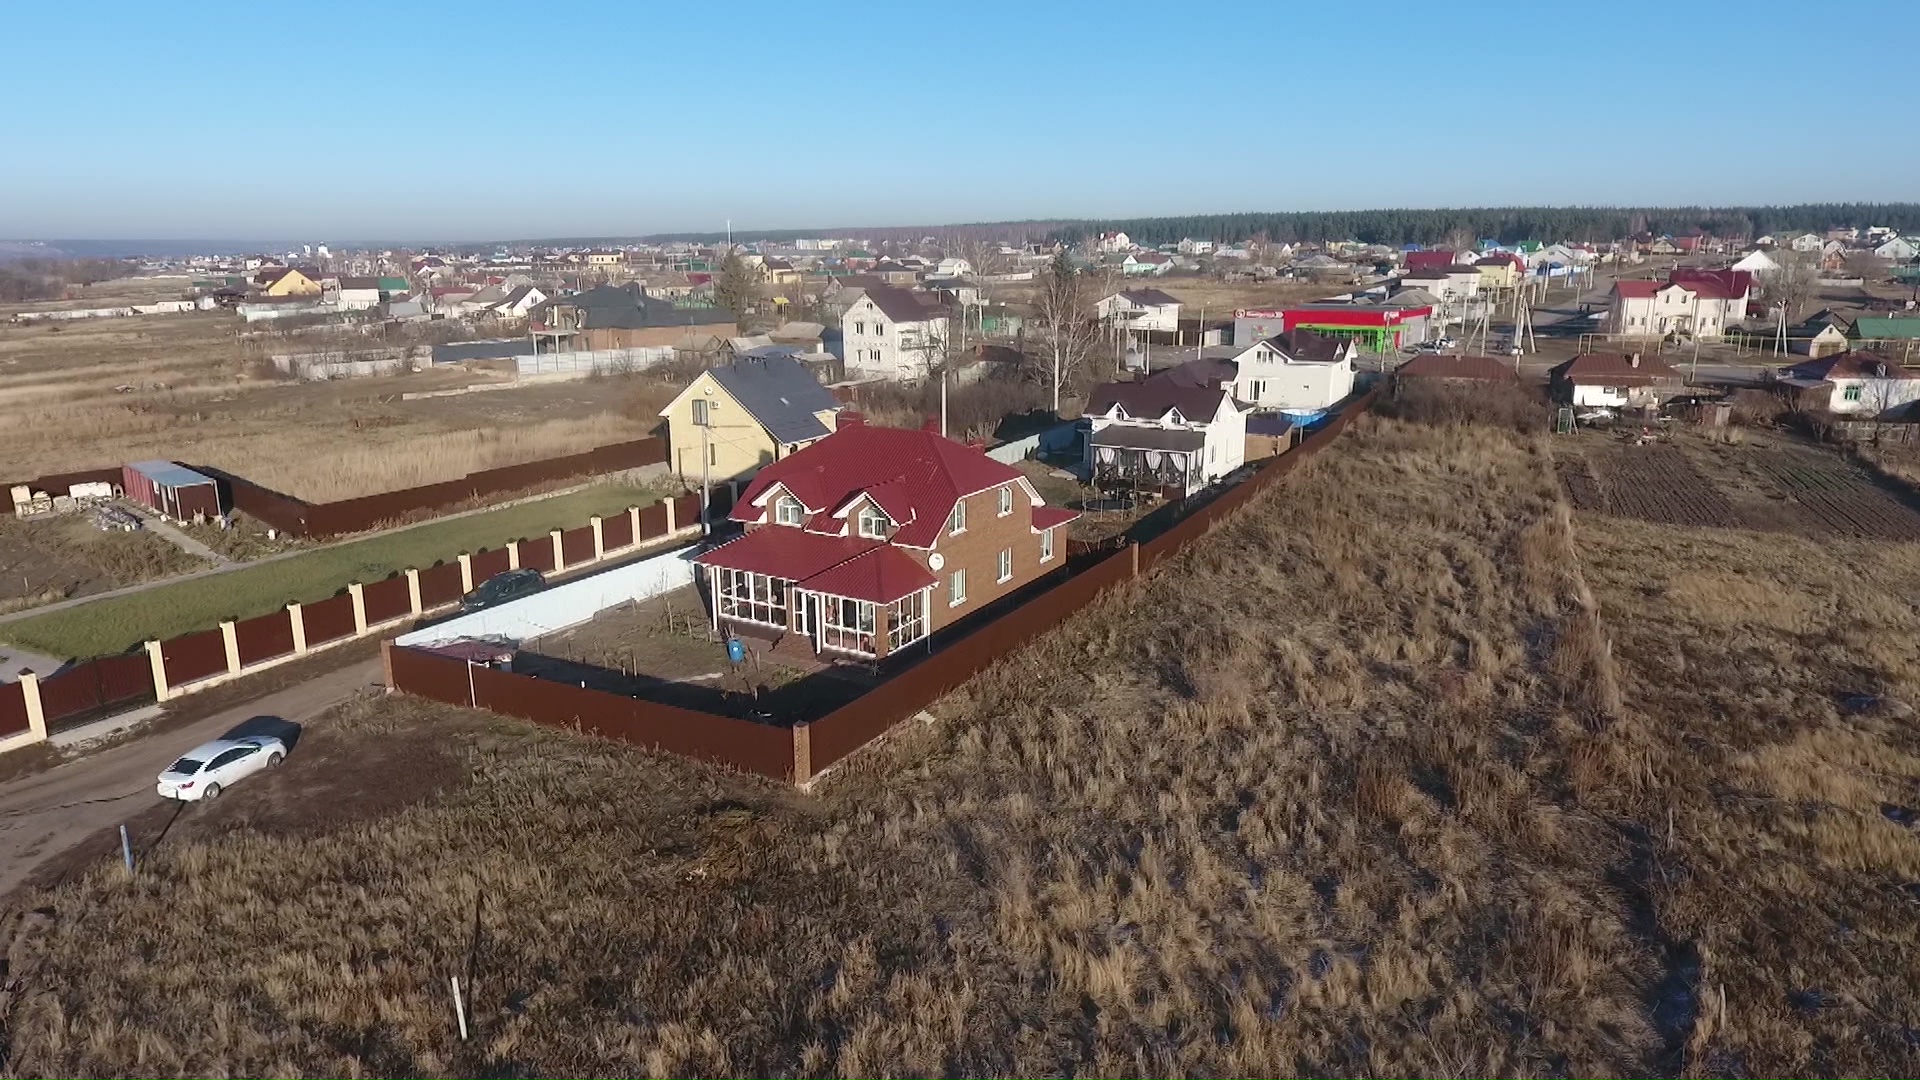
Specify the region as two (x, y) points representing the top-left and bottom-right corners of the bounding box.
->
(1375, 379), (1552, 434)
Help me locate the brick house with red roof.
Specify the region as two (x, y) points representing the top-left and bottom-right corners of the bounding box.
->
(1606, 276), (1745, 340)
(692, 416), (1078, 660)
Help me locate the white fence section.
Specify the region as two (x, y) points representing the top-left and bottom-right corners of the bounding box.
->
(514, 348), (678, 379)
(398, 543), (700, 647)
(11, 300), (200, 322)
(272, 348), (413, 380)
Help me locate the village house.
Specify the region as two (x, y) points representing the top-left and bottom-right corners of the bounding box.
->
(1094, 231), (1133, 254)
(1121, 251), (1174, 276)
(1144, 330), (1358, 414)
(484, 284), (549, 321)
(1789, 309), (1852, 358)
(253, 266), (322, 297)
(1778, 351), (1920, 416)
(334, 276), (384, 310)
(692, 417), (1077, 661)
(1548, 352), (1684, 410)
(839, 284), (951, 381)
(1875, 236), (1918, 262)
(1392, 352), (1520, 388)
(658, 353), (843, 482)
(1472, 252), (1527, 290)
(1176, 238), (1215, 255)
(527, 284), (736, 352)
(1096, 288), (1182, 335)
(1789, 233), (1825, 254)
(1606, 277), (1744, 339)
(1084, 363), (1248, 497)
(1850, 317), (1920, 363)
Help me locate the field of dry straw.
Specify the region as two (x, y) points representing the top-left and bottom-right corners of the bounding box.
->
(7, 406), (1920, 1076)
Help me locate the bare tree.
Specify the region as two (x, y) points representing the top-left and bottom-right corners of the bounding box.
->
(1844, 250), (1888, 283)
(1761, 253), (1822, 322)
(1030, 252), (1106, 415)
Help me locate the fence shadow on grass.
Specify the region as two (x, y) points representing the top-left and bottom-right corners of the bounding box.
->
(509, 651), (873, 725)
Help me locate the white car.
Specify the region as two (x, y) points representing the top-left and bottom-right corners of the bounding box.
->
(156, 736), (286, 801)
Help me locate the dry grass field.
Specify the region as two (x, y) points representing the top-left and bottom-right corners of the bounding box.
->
(7, 408), (1920, 1075)
(0, 279), (672, 501)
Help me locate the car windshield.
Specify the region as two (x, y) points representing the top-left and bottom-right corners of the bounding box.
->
(168, 757), (203, 775)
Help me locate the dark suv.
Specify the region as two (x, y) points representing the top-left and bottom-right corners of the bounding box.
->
(460, 568), (545, 613)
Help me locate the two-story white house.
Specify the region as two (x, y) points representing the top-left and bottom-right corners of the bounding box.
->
(1095, 288), (1182, 334)
(1148, 330), (1358, 414)
(1789, 233), (1825, 254)
(839, 284), (951, 381)
(1607, 279), (1744, 339)
(1084, 364), (1247, 496)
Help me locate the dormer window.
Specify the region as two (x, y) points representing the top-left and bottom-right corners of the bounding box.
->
(857, 503), (890, 539)
(774, 496), (804, 526)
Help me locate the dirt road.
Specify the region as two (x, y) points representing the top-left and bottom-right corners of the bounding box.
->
(0, 658), (383, 898)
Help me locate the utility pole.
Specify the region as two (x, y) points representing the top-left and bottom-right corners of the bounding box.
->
(696, 399), (712, 536)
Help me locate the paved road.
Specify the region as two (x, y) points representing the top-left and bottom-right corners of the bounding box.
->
(0, 657), (383, 898)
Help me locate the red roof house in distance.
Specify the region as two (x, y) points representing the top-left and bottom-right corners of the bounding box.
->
(693, 415), (1078, 660)
(1404, 250), (1461, 272)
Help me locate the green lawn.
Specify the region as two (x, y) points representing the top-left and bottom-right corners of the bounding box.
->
(0, 482), (677, 659)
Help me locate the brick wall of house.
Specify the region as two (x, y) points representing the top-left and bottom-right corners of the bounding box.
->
(905, 481), (1063, 633)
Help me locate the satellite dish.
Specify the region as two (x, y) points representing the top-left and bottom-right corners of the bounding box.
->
(928, 553), (945, 571)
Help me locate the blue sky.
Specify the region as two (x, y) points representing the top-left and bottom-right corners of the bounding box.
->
(4, 0), (1916, 240)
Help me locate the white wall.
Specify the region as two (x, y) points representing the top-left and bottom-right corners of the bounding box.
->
(1825, 378), (1920, 415)
(398, 544), (700, 647)
(841, 296), (946, 380)
(1235, 352), (1356, 411)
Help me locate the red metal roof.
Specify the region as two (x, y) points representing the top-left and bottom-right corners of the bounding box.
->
(1669, 267), (1753, 297)
(1782, 350), (1917, 381)
(694, 526), (877, 580)
(1031, 506), (1080, 531)
(797, 545), (936, 605)
(1405, 250), (1458, 271)
(1285, 306), (1416, 328)
(733, 422), (1029, 549)
(1614, 280), (1661, 298)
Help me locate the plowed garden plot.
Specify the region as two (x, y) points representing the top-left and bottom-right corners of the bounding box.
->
(1750, 452), (1920, 541)
(1568, 444), (1746, 528)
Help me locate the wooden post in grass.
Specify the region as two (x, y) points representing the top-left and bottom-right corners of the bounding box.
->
(405, 568), (423, 615)
(17, 672), (45, 741)
(348, 583), (368, 635)
(219, 620), (241, 675)
(287, 603), (307, 655)
(145, 640), (170, 703)
(549, 530), (565, 572)
(457, 553), (474, 593)
(590, 516), (605, 561)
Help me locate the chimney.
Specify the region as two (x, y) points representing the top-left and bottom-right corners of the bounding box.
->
(836, 410), (865, 430)
(1629, 353), (1641, 369)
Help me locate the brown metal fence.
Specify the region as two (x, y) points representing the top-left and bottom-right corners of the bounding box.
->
(602, 510), (634, 550)
(0, 681), (27, 737)
(471, 547), (513, 582)
(418, 562), (465, 608)
(362, 576), (412, 624)
(207, 436), (670, 538)
(388, 645), (795, 780)
(640, 503), (670, 541)
(560, 525), (596, 566)
(162, 629), (228, 687)
(518, 537), (557, 573)
(234, 611), (296, 666)
(672, 493), (702, 531)
(302, 593), (358, 645)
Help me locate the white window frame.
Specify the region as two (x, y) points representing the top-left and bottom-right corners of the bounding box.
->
(1039, 527), (1054, 563)
(997, 547), (1013, 583)
(997, 486), (1013, 516)
(857, 503), (890, 539)
(949, 568), (967, 606)
(714, 566), (788, 628)
(887, 592), (928, 653)
(948, 499), (966, 535)
(818, 595), (878, 657)
(690, 398), (711, 426)
(774, 496), (804, 526)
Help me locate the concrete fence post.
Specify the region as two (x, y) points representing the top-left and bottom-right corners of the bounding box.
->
(590, 516), (605, 561)
(458, 553), (474, 593)
(18, 672), (46, 741)
(632, 504), (647, 543)
(792, 722), (812, 786)
(146, 640), (170, 703)
(507, 541), (521, 571)
(405, 568), (423, 615)
(659, 499), (673, 535)
(550, 530), (565, 572)
(348, 583), (368, 635)
(287, 602), (308, 655)
(219, 620), (241, 675)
